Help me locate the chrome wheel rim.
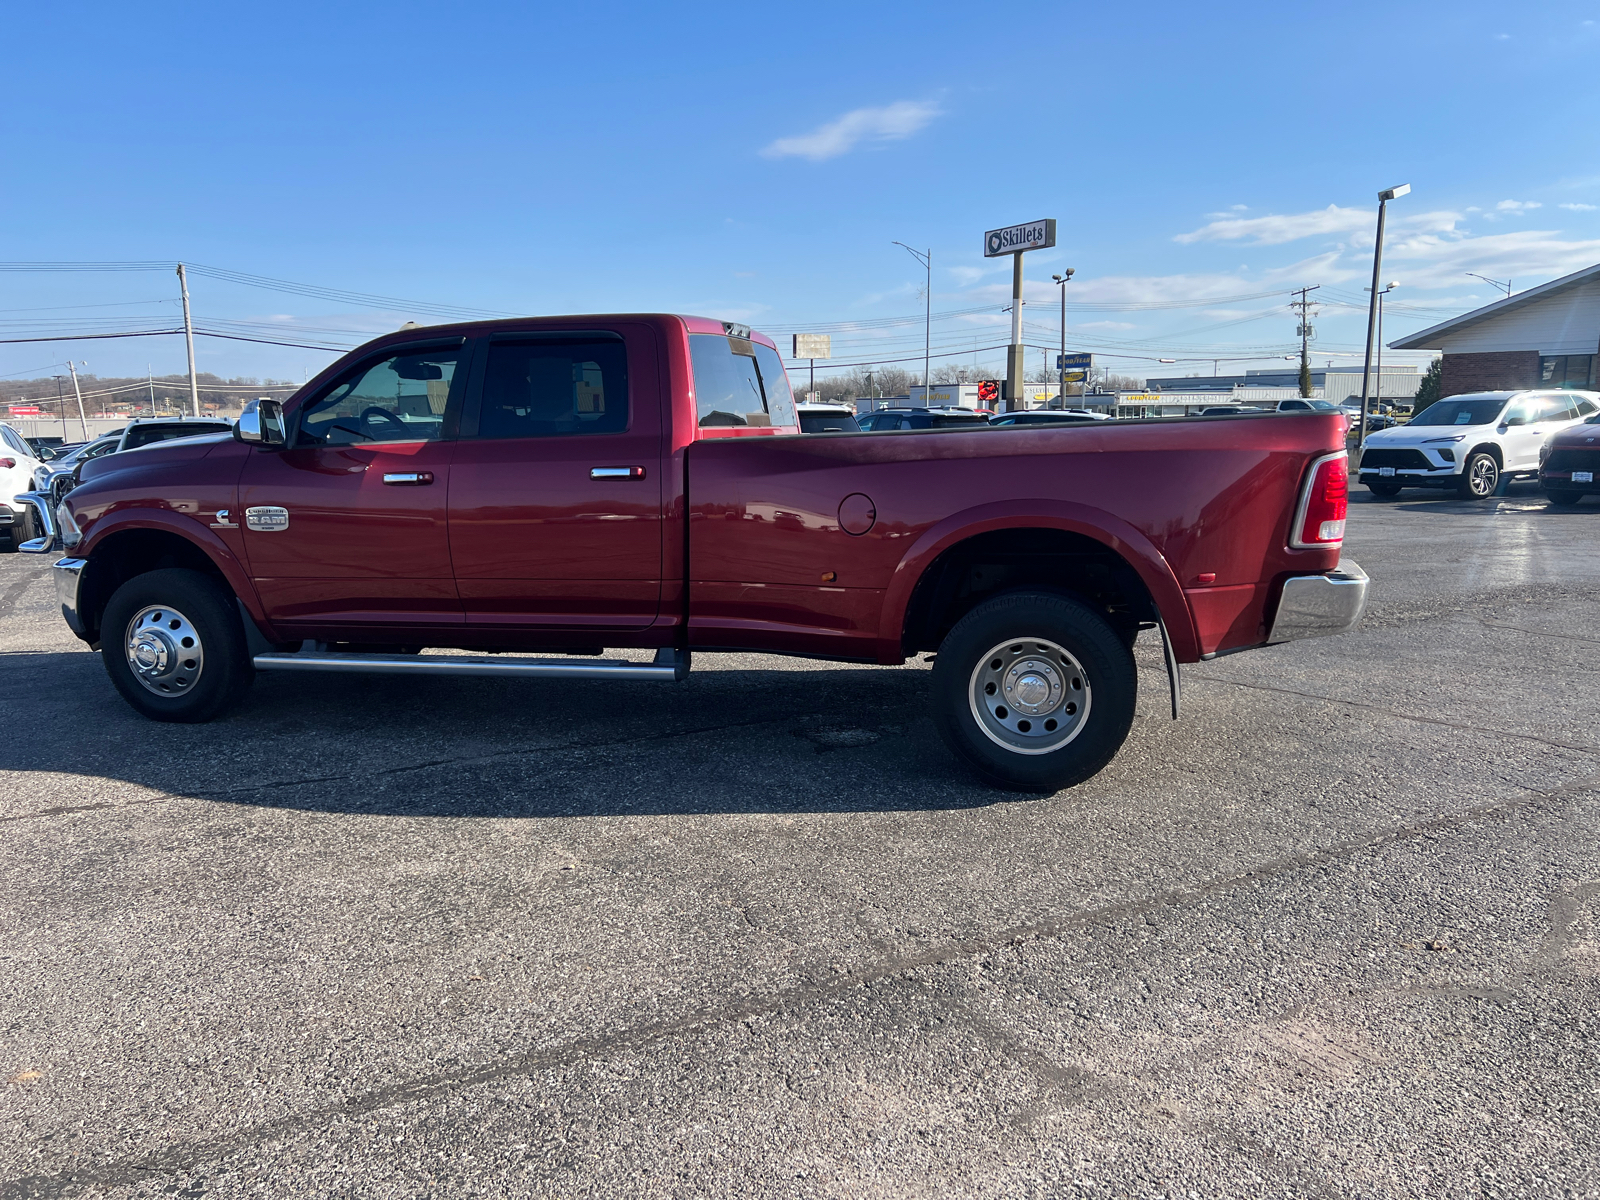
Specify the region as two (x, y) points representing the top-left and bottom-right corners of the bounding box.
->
(1468, 457), (1497, 496)
(125, 605), (204, 696)
(968, 637), (1091, 756)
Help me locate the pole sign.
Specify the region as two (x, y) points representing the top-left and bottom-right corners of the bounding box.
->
(1056, 353), (1092, 371)
(984, 219), (1056, 258)
(792, 334), (831, 359)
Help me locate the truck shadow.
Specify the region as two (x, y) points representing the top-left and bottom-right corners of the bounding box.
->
(0, 650), (1011, 818)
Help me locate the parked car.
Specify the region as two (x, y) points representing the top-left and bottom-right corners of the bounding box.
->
(115, 416), (236, 453)
(1274, 399), (1342, 413)
(24, 313), (1365, 792)
(796, 402), (861, 433)
(31, 435), (122, 504)
(1358, 390), (1600, 499)
(1198, 406), (1268, 416)
(1340, 403), (1399, 432)
(858, 406), (992, 431)
(25, 436), (68, 458)
(988, 410), (1107, 427)
(0, 422), (44, 550)
(1539, 409), (1600, 506)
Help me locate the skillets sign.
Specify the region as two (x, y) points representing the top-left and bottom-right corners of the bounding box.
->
(984, 219), (1056, 257)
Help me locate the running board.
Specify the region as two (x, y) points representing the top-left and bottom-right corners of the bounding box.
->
(252, 647), (689, 682)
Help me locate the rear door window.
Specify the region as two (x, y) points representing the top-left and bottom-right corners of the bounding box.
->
(471, 338), (629, 439)
(689, 334), (796, 429)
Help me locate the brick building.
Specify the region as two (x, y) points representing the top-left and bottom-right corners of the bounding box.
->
(1391, 262), (1600, 397)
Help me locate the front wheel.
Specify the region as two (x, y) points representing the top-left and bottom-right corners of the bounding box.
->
(1366, 479), (1402, 498)
(930, 591), (1137, 792)
(1457, 452), (1499, 499)
(101, 568), (255, 722)
(1546, 490), (1583, 508)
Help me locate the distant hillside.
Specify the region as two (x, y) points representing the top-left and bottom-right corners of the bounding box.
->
(0, 372), (299, 419)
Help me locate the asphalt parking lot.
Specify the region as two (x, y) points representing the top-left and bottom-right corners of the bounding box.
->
(2, 480), (1597, 1200)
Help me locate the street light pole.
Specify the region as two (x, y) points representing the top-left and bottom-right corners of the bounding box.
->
(1053, 270), (1075, 408)
(1369, 281), (1398, 419)
(894, 242), (933, 404)
(1358, 184), (1410, 454)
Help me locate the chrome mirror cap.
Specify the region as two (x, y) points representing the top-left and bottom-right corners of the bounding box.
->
(235, 399), (286, 447)
(235, 402), (265, 443)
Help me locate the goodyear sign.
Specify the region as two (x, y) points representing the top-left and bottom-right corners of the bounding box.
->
(984, 219), (1056, 258)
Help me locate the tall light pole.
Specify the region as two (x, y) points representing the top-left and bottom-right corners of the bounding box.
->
(893, 242), (932, 404)
(1357, 184), (1409, 453)
(1466, 272), (1511, 298)
(1053, 270), (1075, 408)
(176, 262), (200, 417)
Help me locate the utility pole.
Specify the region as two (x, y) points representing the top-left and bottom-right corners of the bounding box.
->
(148, 364), (157, 417)
(53, 376), (67, 439)
(893, 242), (933, 404)
(1290, 285), (1321, 398)
(65, 360), (88, 440)
(176, 263), (200, 417)
(1358, 185), (1410, 453)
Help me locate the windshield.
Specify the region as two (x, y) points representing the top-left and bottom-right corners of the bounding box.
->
(1409, 397), (1507, 426)
(798, 410), (859, 433)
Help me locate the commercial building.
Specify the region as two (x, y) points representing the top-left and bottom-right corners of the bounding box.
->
(1145, 366), (1421, 407)
(1389, 261), (1600, 396)
(905, 383), (1063, 409)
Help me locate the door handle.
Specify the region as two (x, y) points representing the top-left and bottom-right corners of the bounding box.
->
(590, 466), (646, 480)
(382, 471), (434, 485)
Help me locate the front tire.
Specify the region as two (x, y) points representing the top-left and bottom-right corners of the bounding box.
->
(1457, 452), (1499, 499)
(101, 568), (254, 722)
(1366, 479), (1403, 498)
(1546, 490), (1583, 508)
(931, 591), (1136, 793)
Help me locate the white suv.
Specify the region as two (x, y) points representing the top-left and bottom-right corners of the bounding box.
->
(1357, 390), (1600, 499)
(0, 422), (44, 550)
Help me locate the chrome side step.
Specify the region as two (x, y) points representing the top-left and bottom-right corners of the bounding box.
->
(252, 647), (689, 682)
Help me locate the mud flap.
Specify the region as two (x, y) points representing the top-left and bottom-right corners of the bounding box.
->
(1156, 615), (1182, 720)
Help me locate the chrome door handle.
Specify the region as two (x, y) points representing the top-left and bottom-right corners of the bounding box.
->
(590, 466), (646, 480)
(382, 472), (434, 485)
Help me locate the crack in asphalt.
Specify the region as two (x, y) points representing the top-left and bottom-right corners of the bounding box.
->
(1189, 673), (1600, 755)
(5, 775), (1596, 1200)
(1478, 618), (1600, 647)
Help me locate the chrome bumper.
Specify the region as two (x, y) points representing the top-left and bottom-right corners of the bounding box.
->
(52, 556), (89, 637)
(13, 491), (57, 553)
(1266, 560), (1369, 644)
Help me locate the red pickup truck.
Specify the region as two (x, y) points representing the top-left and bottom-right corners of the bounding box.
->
(19, 314), (1366, 790)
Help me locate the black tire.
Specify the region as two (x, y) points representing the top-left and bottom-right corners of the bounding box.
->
(101, 568), (254, 722)
(931, 590), (1137, 793)
(1546, 490), (1583, 508)
(2, 506), (32, 552)
(1457, 452), (1499, 499)
(1366, 479), (1403, 498)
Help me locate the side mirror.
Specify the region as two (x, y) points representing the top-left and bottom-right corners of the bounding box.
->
(235, 399), (287, 447)
(1502, 415), (1525, 428)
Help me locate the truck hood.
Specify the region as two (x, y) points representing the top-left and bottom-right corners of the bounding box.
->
(77, 432), (234, 484)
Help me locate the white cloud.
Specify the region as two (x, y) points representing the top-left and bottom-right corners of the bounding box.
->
(946, 265), (987, 286)
(1496, 199), (1542, 212)
(1076, 320), (1137, 331)
(1175, 205), (1372, 245)
(761, 100), (940, 162)
(1560, 202), (1598, 211)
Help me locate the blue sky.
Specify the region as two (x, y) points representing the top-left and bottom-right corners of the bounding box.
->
(4, 0), (1599, 388)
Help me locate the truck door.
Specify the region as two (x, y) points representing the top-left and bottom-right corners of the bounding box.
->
(236, 339), (466, 632)
(447, 328), (664, 632)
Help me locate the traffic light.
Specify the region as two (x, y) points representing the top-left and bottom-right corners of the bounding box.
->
(977, 380), (1000, 405)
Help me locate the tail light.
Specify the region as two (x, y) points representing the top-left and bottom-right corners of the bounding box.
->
(1290, 451), (1348, 548)
(0, 458), (13, 469)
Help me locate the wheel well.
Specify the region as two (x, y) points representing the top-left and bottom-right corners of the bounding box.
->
(1467, 442), (1503, 467)
(81, 529), (230, 643)
(902, 527), (1158, 655)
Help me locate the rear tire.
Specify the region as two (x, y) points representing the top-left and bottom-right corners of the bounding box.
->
(1457, 452), (1499, 499)
(1366, 479), (1402, 498)
(1546, 490), (1583, 508)
(931, 590), (1136, 793)
(101, 568), (254, 722)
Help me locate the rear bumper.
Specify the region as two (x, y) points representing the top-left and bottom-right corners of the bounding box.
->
(1266, 561), (1369, 644)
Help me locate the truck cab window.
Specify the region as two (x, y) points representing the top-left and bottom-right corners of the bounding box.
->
(298, 348), (460, 446)
(475, 340), (629, 438)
